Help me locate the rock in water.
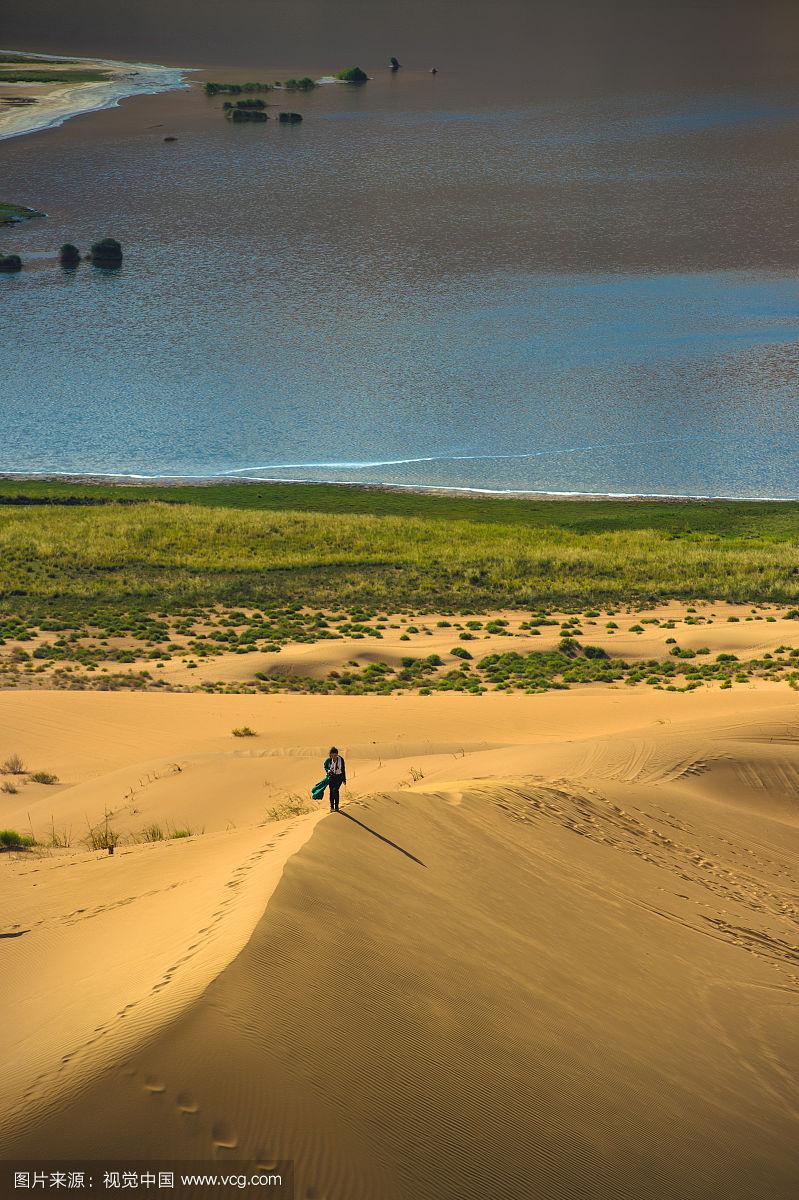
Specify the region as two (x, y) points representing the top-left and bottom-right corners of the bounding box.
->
(88, 238), (123, 267)
(59, 243), (81, 267)
(390, 57), (401, 71)
(0, 254), (22, 273)
(278, 111), (303, 123)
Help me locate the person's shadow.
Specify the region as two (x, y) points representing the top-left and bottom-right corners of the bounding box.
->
(339, 811), (426, 867)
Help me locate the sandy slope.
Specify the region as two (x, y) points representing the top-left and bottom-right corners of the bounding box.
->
(2, 688), (798, 1198)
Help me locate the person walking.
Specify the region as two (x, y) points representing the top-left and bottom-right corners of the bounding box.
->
(325, 746), (346, 812)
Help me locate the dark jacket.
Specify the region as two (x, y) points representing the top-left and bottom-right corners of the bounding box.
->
(324, 755), (346, 785)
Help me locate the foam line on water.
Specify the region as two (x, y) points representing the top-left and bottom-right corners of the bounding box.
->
(214, 434), (695, 476)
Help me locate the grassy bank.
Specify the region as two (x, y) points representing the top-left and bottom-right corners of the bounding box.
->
(0, 69), (109, 84)
(0, 54), (77, 65)
(0, 481), (798, 620)
(0, 202), (45, 225)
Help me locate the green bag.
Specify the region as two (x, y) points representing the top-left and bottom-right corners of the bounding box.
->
(311, 776), (329, 801)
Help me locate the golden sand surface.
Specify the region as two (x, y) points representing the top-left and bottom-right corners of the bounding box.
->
(1, 676), (797, 1198)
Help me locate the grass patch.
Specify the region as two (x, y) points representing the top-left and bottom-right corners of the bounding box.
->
(140, 821), (195, 841)
(264, 798), (314, 821)
(1, 483), (799, 673)
(0, 829), (35, 850)
(0, 53), (76, 64)
(0, 201), (45, 225)
(0, 69), (109, 83)
(141, 822), (165, 842)
(1, 493), (799, 618)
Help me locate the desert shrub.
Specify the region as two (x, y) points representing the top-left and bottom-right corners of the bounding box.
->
(0, 829), (35, 849)
(48, 821), (72, 847)
(85, 809), (121, 851)
(1, 753), (25, 774)
(232, 726), (256, 737)
(29, 771), (58, 784)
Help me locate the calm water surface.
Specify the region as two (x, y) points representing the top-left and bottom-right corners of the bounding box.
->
(2, 2), (799, 494)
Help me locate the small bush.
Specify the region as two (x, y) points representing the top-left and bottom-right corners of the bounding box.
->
(0, 829), (35, 850)
(1, 753), (25, 775)
(232, 726), (256, 737)
(1, 781), (18, 794)
(335, 66), (369, 83)
(451, 647), (473, 660)
(29, 771), (58, 785)
(85, 809), (121, 852)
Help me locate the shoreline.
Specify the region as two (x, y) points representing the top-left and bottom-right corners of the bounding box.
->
(0, 49), (189, 141)
(0, 469), (795, 504)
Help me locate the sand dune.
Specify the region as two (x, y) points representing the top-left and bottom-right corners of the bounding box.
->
(2, 687), (798, 1197)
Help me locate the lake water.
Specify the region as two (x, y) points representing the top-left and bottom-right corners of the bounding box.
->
(3, 1), (799, 495)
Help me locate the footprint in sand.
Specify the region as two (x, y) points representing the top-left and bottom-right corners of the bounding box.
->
(211, 1120), (238, 1150)
(176, 1091), (199, 1115)
(255, 1156), (281, 1171)
(143, 1076), (166, 1094)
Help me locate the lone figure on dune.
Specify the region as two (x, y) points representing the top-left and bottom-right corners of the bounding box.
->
(325, 746), (346, 812)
